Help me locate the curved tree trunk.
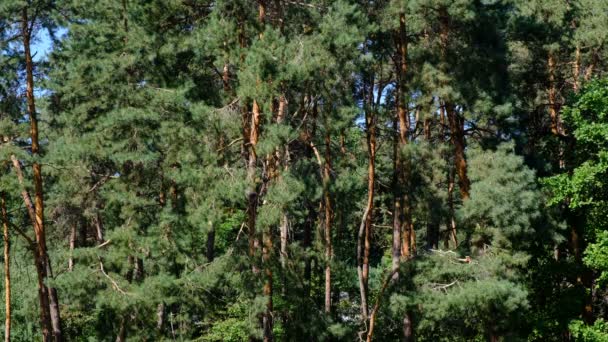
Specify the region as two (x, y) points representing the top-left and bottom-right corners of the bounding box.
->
(358, 75), (376, 320)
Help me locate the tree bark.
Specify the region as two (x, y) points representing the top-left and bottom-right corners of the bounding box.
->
(1, 194), (11, 342)
(303, 204), (314, 297)
(10, 156), (36, 228)
(573, 45), (581, 92)
(222, 62), (230, 92)
(392, 11), (409, 277)
(323, 130), (333, 313)
(366, 269), (398, 342)
(277, 95), (288, 272)
(10, 157), (51, 341)
(21, 7), (62, 340)
(115, 318), (126, 342)
(584, 50), (597, 81)
(548, 53), (561, 136)
(446, 165), (458, 247)
(254, 3), (273, 341)
(446, 103), (470, 200)
(248, 99), (261, 266)
(403, 313), (414, 342)
(262, 226), (273, 342)
(439, 102), (458, 248)
(68, 224), (76, 272)
(156, 303), (165, 333)
(358, 76), (376, 321)
(391, 114), (402, 281)
(397, 12), (413, 259)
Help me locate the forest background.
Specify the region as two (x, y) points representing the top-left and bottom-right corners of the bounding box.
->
(1, 0), (608, 341)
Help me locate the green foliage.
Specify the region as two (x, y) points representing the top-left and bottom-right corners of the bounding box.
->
(0, 0), (607, 341)
(570, 319), (608, 342)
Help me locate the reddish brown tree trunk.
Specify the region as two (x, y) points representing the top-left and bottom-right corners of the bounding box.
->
(548, 53), (561, 136)
(248, 99), (261, 264)
(9, 157), (51, 341)
(396, 12), (413, 260)
(253, 3), (273, 341)
(424, 118), (440, 249)
(302, 100), (317, 298)
(446, 165), (458, 247)
(446, 103), (470, 200)
(1, 194), (11, 342)
(262, 227), (273, 342)
(439, 102), (458, 248)
(21, 7), (62, 341)
(323, 130), (333, 313)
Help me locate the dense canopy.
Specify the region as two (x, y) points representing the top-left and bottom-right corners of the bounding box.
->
(1, 0), (608, 341)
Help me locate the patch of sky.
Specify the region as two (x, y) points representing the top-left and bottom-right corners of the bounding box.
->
(32, 26), (68, 62)
(32, 27), (67, 98)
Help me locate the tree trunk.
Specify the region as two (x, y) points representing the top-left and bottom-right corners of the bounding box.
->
(439, 102), (458, 248)
(156, 303), (165, 333)
(262, 227), (273, 342)
(21, 7), (62, 340)
(403, 312), (414, 342)
(9, 159), (51, 341)
(391, 114), (402, 281)
(573, 45), (581, 92)
(1, 194), (11, 342)
(206, 227), (215, 262)
(366, 269), (399, 342)
(392, 11), (409, 277)
(68, 224), (76, 272)
(277, 95), (288, 272)
(248, 99), (261, 267)
(323, 131), (333, 314)
(9, 157), (36, 226)
(446, 165), (458, 247)
(584, 50), (597, 81)
(302, 96), (317, 298)
(34, 252), (52, 342)
(358, 76), (376, 320)
(48, 287), (62, 342)
(303, 205), (314, 297)
(222, 62), (230, 92)
(423, 118), (439, 249)
(256, 3), (272, 341)
(548, 53), (561, 137)
(446, 103), (470, 200)
(115, 318), (126, 342)
(397, 12), (413, 260)
(94, 213), (104, 244)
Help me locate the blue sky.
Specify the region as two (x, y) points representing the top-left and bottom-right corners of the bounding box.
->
(32, 27), (67, 62)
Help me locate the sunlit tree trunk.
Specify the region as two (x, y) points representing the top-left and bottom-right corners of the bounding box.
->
(1, 194), (10, 342)
(68, 224), (76, 272)
(394, 14), (413, 260)
(21, 7), (62, 340)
